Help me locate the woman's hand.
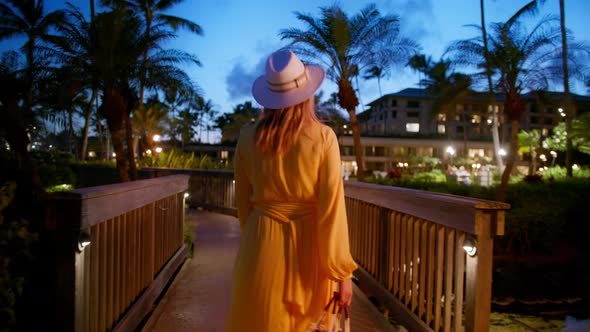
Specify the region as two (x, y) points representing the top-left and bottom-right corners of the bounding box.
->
(338, 278), (353, 307)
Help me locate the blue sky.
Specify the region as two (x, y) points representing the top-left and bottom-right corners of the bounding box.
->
(2, 0), (589, 143)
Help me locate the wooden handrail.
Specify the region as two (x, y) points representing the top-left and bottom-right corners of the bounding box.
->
(145, 169), (510, 332)
(44, 175), (189, 332)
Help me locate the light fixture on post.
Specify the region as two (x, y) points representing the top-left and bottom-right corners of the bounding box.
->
(78, 231), (92, 252)
(462, 236), (477, 257)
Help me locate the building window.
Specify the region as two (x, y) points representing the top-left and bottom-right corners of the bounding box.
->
(391, 99), (397, 107)
(468, 149), (485, 157)
(391, 111), (397, 118)
(220, 150), (229, 160)
(542, 128), (549, 136)
(456, 126), (465, 134)
(407, 100), (420, 108)
(340, 146), (354, 156)
(471, 115), (481, 124)
(438, 113), (446, 122)
(544, 118), (553, 125)
(406, 123), (420, 132)
(530, 116), (538, 124)
(379, 114), (383, 120)
(407, 111), (419, 118)
(437, 124), (446, 134)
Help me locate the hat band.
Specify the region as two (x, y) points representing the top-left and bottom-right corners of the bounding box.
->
(267, 69), (309, 93)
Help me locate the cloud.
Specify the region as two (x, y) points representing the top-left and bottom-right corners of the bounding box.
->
(225, 57), (266, 99)
(382, 0), (437, 41)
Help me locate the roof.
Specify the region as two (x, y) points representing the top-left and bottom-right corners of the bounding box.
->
(366, 87), (590, 106)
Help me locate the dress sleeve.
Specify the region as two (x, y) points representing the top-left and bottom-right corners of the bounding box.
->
(234, 134), (252, 230)
(317, 128), (358, 281)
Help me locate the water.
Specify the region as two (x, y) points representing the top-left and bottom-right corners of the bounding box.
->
(562, 316), (590, 332)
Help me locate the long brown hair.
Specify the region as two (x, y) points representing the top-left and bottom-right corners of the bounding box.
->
(255, 97), (320, 155)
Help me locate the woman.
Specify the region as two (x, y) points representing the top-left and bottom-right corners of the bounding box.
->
(227, 49), (357, 331)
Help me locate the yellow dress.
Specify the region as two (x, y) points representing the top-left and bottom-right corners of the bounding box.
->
(226, 121), (358, 332)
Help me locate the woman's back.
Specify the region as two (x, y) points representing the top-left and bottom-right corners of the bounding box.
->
(236, 120), (338, 204)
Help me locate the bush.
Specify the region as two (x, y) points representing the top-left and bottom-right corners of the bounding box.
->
(30, 151), (76, 188)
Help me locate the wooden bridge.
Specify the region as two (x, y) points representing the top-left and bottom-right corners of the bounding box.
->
(44, 169), (509, 331)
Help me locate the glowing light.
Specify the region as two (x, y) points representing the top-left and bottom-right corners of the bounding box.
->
(446, 146), (455, 156)
(112, 152), (116, 157)
(155, 147), (163, 153)
(153, 134), (161, 142)
(146, 149), (152, 155)
(463, 237), (477, 257)
(88, 151), (96, 158)
(498, 148), (507, 156)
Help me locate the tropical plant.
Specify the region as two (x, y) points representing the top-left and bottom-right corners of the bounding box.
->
(131, 95), (168, 154)
(0, 0), (65, 111)
(51, 3), (100, 161)
(279, 3), (419, 181)
(479, 0), (504, 174)
(363, 65), (385, 97)
(407, 54), (472, 139)
(518, 129), (542, 175)
(215, 101), (259, 143)
(101, 0), (203, 113)
(570, 112), (590, 155)
(449, 2), (564, 201)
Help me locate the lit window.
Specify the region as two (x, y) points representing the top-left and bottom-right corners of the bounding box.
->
(468, 149), (485, 158)
(437, 124), (446, 133)
(406, 123), (420, 133)
(472, 115), (481, 124)
(438, 113), (446, 121)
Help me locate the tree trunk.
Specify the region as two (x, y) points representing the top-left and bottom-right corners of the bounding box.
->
(125, 111), (137, 180)
(481, 0), (504, 175)
(68, 108), (80, 159)
(497, 119), (519, 202)
(103, 87), (129, 182)
(560, 0), (574, 177)
(348, 109), (365, 181)
(81, 88), (97, 160)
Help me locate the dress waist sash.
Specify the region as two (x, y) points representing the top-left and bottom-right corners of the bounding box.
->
(252, 201), (317, 315)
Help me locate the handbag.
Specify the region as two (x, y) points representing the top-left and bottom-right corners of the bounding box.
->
(307, 292), (351, 332)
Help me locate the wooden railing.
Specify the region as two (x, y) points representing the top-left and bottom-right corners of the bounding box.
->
(44, 175), (189, 332)
(345, 181), (509, 332)
(145, 169), (509, 332)
(141, 168), (236, 215)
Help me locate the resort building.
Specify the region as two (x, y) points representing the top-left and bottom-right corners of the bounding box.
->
(339, 88), (590, 173)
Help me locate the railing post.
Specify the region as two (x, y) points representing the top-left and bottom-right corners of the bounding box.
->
(465, 209), (503, 331)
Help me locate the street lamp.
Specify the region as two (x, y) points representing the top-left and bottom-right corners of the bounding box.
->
(446, 146), (456, 165)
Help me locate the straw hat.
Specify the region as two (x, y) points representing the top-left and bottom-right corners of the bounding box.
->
(252, 49), (325, 109)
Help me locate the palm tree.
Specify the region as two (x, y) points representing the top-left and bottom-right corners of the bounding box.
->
(280, 4), (419, 181)
(51, 4), (99, 160)
(132, 95), (168, 154)
(215, 101), (259, 144)
(450, 4), (562, 201)
(407, 54), (472, 140)
(0, 0), (65, 113)
(480, 0), (504, 174)
(101, 0), (203, 113)
(559, 0), (573, 177)
(363, 66), (385, 97)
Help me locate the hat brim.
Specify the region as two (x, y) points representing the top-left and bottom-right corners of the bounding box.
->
(252, 65), (325, 109)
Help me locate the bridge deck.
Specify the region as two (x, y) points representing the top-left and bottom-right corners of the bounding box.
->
(142, 210), (398, 332)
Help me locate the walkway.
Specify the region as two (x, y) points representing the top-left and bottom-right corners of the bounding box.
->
(142, 210), (398, 332)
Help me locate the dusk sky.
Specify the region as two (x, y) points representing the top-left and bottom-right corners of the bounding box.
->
(2, 0), (589, 142)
